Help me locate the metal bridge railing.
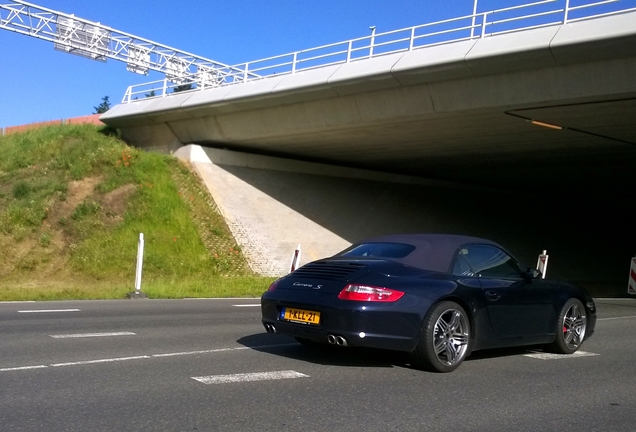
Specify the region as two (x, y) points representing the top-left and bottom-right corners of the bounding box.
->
(121, 0), (635, 103)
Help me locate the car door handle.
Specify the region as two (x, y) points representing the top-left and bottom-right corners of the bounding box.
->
(485, 291), (501, 301)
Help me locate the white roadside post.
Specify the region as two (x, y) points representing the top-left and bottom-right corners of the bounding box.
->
(536, 250), (549, 279)
(289, 244), (301, 274)
(628, 256), (636, 295)
(128, 233), (147, 299)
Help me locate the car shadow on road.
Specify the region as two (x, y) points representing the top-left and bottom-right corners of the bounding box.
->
(465, 346), (540, 362)
(239, 333), (543, 369)
(238, 333), (409, 369)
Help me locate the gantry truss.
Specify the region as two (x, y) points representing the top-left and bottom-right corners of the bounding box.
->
(0, 0), (252, 86)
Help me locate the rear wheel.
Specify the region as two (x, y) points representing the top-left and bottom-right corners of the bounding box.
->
(413, 301), (471, 373)
(549, 298), (586, 354)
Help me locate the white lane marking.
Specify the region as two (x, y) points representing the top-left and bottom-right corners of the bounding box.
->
(51, 356), (151, 367)
(594, 298), (636, 301)
(0, 343), (297, 372)
(49, 332), (136, 339)
(0, 365), (48, 372)
(598, 316), (636, 321)
(153, 347), (248, 357)
(0, 301), (36, 304)
(152, 343), (296, 358)
(192, 370), (309, 385)
(18, 309), (80, 313)
(524, 350), (599, 360)
(232, 304), (260, 307)
(182, 298), (259, 300)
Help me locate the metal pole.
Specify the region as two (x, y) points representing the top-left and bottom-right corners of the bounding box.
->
(369, 26), (376, 58)
(564, 0), (571, 24)
(289, 244), (301, 273)
(471, 0), (478, 38)
(135, 233), (144, 292)
(123, 86), (131, 103)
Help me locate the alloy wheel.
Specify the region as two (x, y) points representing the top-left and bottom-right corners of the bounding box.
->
(562, 302), (586, 350)
(433, 308), (469, 366)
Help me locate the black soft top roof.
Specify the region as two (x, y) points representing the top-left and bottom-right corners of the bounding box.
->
(340, 233), (503, 273)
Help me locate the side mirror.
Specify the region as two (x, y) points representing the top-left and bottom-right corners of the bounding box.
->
(524, 268), (542, 281)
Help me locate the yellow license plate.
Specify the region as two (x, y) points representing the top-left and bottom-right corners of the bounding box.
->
(282, 307), (320, 325)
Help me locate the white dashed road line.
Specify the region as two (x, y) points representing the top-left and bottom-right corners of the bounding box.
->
(18, 309), (80, 313)
(0, 301), (36, 304)
(50, 332), (136, 339)
(153, 347), (249, 357)
(192, 370), (309, 385)
(0, 343), (297, 373)
(597, 316), (636, 321)
(0, 365), (48, 372)
(51, 356), (152, 367)
(524, 350), (599, 360)
(232, 304), (260, 307)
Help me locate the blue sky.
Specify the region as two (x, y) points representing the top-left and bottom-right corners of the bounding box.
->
(0, 0), (631, 127)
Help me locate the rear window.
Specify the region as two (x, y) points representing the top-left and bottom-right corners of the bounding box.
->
(338, 242), (416, 259)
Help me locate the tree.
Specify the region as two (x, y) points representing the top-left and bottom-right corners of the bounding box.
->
(172, 83), (194, 93)
(93, 96), (111, 114)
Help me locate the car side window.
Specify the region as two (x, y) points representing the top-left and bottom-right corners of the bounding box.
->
(460, 244), (524, 279)
(452, 249), (475, 276)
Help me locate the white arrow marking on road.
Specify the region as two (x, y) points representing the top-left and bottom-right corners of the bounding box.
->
(18, 309), (80, 313)
(192, 370), (309, 385)
(50, 332), (136, 338)
(524, 350), (599, 360)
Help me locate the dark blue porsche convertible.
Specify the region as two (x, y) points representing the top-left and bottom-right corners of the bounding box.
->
(261, 234), (596, 372)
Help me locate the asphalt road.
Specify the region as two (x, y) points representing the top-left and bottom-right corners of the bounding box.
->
(0, 297), (634, 432)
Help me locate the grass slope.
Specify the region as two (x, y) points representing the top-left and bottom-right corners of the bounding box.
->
(0, 125), (273, 300)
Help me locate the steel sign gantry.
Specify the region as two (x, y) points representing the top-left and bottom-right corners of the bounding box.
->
(0, 0), (252, 87)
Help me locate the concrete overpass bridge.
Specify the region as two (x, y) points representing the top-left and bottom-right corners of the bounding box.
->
(101, 1), (636, 296)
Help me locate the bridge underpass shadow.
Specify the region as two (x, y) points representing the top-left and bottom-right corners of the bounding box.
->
(212, 162), (632, 294)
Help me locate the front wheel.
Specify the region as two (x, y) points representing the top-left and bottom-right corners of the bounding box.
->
(549, 298), (587, 354)
(412, 301), (471, 373)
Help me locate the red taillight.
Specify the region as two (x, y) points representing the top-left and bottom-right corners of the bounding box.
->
(337, 284), (405, 302)
(267, 279), (280, 292)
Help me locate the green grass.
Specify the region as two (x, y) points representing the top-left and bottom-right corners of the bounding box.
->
(0, 124), (273, 300)
(0, 277), (274, 301)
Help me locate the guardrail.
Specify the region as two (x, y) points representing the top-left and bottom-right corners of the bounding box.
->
(121, 0), (635, 103)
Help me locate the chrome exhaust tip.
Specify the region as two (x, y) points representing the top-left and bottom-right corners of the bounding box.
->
(327, 334), (337, 344)
(335, 336), (348, 347)
(264, 324), (277, 334)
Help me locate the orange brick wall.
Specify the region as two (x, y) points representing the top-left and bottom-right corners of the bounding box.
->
(2, 114), (104, 136)
(66, 114), (104, 126)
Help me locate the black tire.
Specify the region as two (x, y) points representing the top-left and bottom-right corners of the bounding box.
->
(412, 301), (471, 373)
(549, 298), (587, 354)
